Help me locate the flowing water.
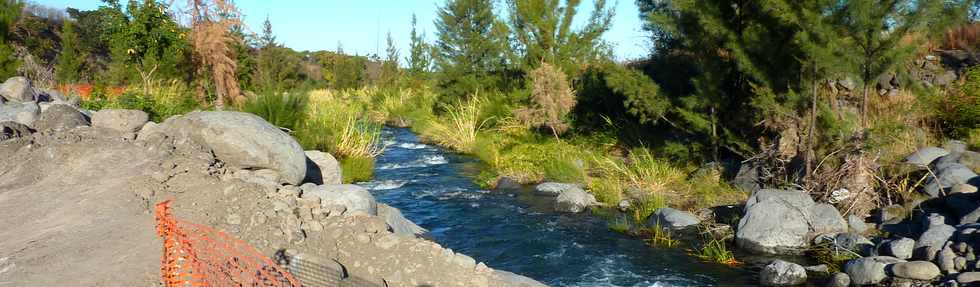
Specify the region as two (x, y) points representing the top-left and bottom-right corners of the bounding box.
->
(358, 127), (756, 287)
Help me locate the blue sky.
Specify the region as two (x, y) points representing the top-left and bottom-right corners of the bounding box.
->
(36, 0), (650, 61)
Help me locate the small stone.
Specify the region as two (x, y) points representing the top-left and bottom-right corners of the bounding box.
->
(885, 238), (915, 260)
(891, 261), (941, 280)
(848, 214), (868, 233)
(804, 264), (829, 274)
(225, 213), (241, 225)
(955, 256), (968, 271)
(826, 272), (850, 287)
(959, 272), (980, 284)
(759, 260), (807, 286)
(939, 244), (957, 274)
(952, 183), (978, 194)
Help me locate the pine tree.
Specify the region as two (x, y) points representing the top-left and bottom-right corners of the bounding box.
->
(434, 0), (512, 99)
(56, 19), (84, 83)
(379, 31), (400, 87)
(259, 15), (276, 49)
(505, 0), (613, 73)
(407, 14), (431, 77)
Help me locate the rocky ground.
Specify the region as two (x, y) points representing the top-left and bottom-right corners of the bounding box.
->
(0, 77), (545, 287)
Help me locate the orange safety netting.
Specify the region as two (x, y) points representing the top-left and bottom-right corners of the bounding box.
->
(154, 200), (301, 287)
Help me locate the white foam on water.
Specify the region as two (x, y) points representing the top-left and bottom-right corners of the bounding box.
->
(362, 180), (408, 190)
(422, 154), (448, 165)
(396, 142), (429, 150)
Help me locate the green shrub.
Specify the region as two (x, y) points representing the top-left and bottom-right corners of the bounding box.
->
(692, 237), (738, 265)
(243, 91), (308, 131)
(340, 156), (374, 183)
(419, 96), (486, 153)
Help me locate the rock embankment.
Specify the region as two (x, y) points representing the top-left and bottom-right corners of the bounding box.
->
(0, 81), (546, 287)
(735, 142), (980, 286)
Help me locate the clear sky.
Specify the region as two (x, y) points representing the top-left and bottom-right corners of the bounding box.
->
(35, 0), (650, 61)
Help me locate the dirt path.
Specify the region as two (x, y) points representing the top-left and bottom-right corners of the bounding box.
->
(0, 129), (160, 286)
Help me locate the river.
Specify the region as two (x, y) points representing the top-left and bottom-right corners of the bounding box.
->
(357, 127), (756, 287)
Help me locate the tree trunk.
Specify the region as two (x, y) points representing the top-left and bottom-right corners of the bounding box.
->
(807, 66), (817, 178)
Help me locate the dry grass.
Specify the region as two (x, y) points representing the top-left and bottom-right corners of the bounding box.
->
(944, 23), (980, 51)
(420, 96), (486, 153)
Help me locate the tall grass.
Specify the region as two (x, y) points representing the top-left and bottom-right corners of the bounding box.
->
(80, 80), (199, 122)
(299, 89), (385, 159)
(243, 91), (308, 131)
(419, 96), (486, 153)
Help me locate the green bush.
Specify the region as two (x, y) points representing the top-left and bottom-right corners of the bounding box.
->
(243, 92), (309, 131)
(340, 156), (374, 183)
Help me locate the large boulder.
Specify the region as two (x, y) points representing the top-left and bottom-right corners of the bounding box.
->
(555, 188), (598, 213)
(906, 147), (949, 167)
(844, 256), (905, 286)
(33, 104), (89, 132)
(0, 101), (39, 126)
(158, 111), (307, 184)
(736, 189), (847, 254)
(0, 121), (31, 141)
(302, 184), (378, 215)
(0, 77), (36, 103)
(377, 203), (426, 237)
(646, 207), (700, 229)
(534, 182), (580, 196)
(303, 150), (342, 185)
(759, 260), (807, 286)
(91, 109), (149, 133)
(924, 163), (978, 197)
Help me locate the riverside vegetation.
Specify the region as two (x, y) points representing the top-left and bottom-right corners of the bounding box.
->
(3, 0), (980, 285)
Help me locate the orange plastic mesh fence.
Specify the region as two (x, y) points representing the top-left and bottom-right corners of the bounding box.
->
(155, 200), (301, 287)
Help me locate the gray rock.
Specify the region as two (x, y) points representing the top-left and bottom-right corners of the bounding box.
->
(377, 203), (426, 237)
(804, 264), (829, 274)
(826, 272), (850, 287)
(303, 150), (342, 185)
(733, 161), (762, 192)
(646, 207), (700, 229)
(924, 164), (978, 198)
(952, 183), (978, 195)
(906, 147), (949, 167)
(492, 270), (549, 287)
(0, 77), (36, 102)
(0, 101), (39, 126)
(737, 189), (846, 254)
(760, 260), (807, 286)
(0, 121), (31, 141)
(844, 256), (905, 286)
(535, 182), (581, 196)
(848, 214), (868, 233)
(885, 238), (916, 260)
(302, 184), (377, 215)
(33, 104), (89, 132)
(158, 111), (307, 184)
(91, 109), (149, 133)
(958, 272), (980, 284)
(891, 261), (941, 280)
(960, 151), (980, 174)
(833, 233), (874, 254)
(938, 244), (957, 273)
(554, 188), (598, 213)
(915, 218), (955, 260)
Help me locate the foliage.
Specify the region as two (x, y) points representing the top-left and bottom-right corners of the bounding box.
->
(0, 0), (21, 79)
(643, 224), (679, 247)
(515, 62), (576, 136)
(185, 0), (245, 109)
(378, 32), (401, 88)
(504, 0), (613, 73)
(407, 14), (432, 78)
(79, 80), (200, 122)
(242, 92), (308, 131)
(434, 0), (512, 99)
(932, 66), (980, 138)
(419, 96), (486, 153)
(100, 0), (191, 85)
(340, 156), (374, 183)
(55, 19), (83, 83)
(691, 236), (738, 265)
(298, 89), (385, 159)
